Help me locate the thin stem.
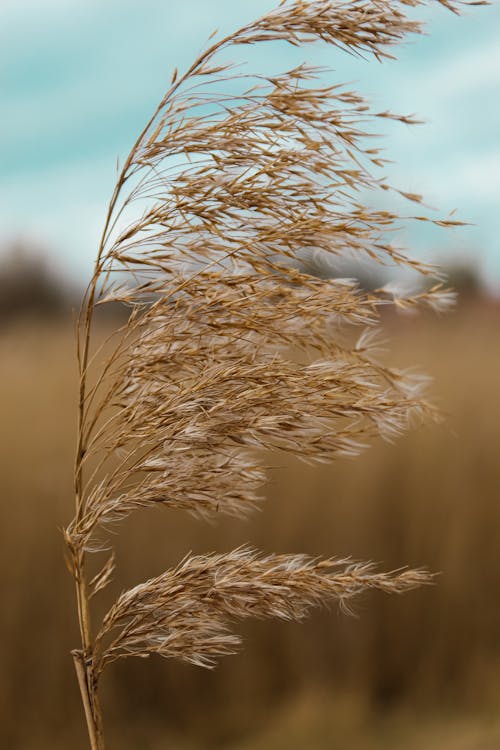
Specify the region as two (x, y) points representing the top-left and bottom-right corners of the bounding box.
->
(72, 650), (105, 750)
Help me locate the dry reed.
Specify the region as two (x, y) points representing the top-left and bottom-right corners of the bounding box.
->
(64, 2), (483, 748)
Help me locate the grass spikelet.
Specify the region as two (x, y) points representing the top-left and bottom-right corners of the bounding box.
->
(93, 549), (431, 672)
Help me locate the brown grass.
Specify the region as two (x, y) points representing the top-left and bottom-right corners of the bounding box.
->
(63, 1), (475, 746)
(57, 1), (490, 746)
(1, 304), (499, 748)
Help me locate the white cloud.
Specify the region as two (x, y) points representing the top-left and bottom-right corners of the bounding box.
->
(404, 151), (500, 204)
(420, 38), (500, 101)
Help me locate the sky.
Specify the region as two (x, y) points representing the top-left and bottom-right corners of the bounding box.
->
(1, 0), (499, 289)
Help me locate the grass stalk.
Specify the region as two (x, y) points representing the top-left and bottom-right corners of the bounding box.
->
(64, 2), (483, 746)
(72, 650), (105, 750)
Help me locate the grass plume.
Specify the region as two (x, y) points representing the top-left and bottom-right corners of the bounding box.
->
(93, 549), (430, 672)
(64, 2), (482, 748)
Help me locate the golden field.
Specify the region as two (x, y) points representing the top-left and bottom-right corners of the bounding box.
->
(1, 303), (499, 749)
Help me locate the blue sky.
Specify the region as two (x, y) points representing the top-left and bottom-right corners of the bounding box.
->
(1, 0), (499, 289)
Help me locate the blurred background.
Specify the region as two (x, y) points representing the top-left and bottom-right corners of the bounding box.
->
(1, 2), (499, 748)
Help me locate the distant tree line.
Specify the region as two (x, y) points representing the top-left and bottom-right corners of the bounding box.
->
(0, 243), (76, 323)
